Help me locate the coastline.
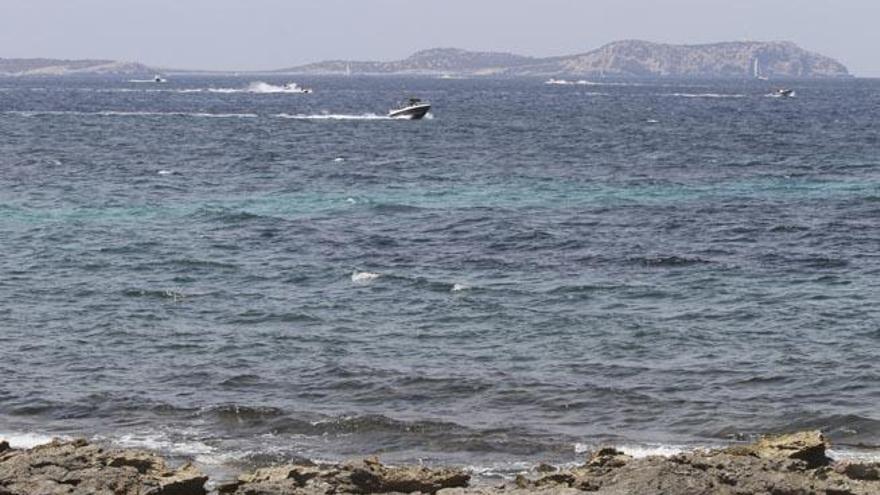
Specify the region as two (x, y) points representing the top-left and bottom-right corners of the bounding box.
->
(2, 431), (878, 495)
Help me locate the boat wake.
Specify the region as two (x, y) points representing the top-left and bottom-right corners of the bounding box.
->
(208, 81), (312, 94)
(666, 93), (747, 98)
(3, 110), (258, 119)
(276, 113), (392, 121)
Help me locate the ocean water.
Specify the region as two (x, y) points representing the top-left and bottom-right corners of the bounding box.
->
(1, 75), (879, 474)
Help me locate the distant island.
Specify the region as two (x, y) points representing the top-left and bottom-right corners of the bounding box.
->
(281, 41), (849, 78)
(0, 41), (850, 78)
(0, 58), (153, 77)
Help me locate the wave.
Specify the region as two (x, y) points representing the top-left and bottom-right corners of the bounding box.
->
(207, 81), (312, 94)
(351, 270), (381, 283)
(545, 78), (596, 86)
(545, 79), (642, 87)
(0, 431), (63, 449)
(276, 113), (391, 120)
(3, 110), (258, 119)
(631, 255), (714, 267)
(121, 289), (187, 301)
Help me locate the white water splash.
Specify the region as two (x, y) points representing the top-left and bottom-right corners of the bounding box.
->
(351, 271), (381, 283)
(451, 283), (470, 292)
(208, 81), (312, 94)
(0, 431), (63, 449)
(573, 442), (697, 458)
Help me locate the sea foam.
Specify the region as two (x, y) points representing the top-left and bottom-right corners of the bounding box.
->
(351, 271), (381, 283)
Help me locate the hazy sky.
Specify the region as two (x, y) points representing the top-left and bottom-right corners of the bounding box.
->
(2, 0), (878, 76)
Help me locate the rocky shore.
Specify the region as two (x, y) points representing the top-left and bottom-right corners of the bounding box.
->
(1, 431), (878, 495)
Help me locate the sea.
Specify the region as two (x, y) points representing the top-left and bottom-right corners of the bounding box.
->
(1, 75), (878, 477)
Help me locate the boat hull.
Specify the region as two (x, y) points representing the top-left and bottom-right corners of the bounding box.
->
(388, 104), (431, 120)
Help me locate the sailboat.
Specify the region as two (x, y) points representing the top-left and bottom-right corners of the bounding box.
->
(753, 58), (769, 81)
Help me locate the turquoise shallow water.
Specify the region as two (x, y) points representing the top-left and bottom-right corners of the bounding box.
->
(0, 76), (879, 471)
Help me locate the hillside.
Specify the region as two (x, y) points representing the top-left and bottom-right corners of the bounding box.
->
(0, 58), (155, 76)
(279, 41), (850, 78)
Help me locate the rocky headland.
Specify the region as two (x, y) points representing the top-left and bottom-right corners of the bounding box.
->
(0, 58), (155, 77)
(2, 431), (879, 495)
(278, 41), (850, 79)
(2, 40), (849, 78)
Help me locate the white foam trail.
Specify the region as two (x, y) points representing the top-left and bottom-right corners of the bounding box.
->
(3, 110), (258, 118)
(666, 93), (746, 98)
(276, 113), (391, 121)
(0, 431), (63, 448)
(157, 169), (174, 175)
(207, 81), (313, 94)
(451, 283), (470, 292)
(545, 79), (633, 87)
(351, 271), (381, 283)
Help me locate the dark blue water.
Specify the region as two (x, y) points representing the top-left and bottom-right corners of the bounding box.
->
(1, 76), (879, 472)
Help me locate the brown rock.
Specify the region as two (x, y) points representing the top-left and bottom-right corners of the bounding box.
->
(834, 461), (880, 481)
(0, 439), (206, 495)
(586, 447), (632, 468)
(726, 430), (830, 468)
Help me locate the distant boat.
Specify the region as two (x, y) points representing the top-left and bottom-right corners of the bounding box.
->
(153, 75), (167, 83)
(753, 58), (769, 80)
(283, 83), (312, 94)
(775, 88), (795, 98)
(388, 98), (431, 120)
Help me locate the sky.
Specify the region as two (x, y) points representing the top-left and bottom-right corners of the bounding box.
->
(1, 0), (878, 76)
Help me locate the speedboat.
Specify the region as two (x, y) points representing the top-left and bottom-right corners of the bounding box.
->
(283, 83), (312, 94)
(153, 75), (167, 83)
(388, 98), (431, 120)
(776, 88), (795, 98)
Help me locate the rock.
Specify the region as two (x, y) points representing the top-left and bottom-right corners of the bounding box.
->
(586, 447), (632, 468)
(151, 462), (209, 495)
(0, 441), (9, 454)
(1, 431), (878, 495)
(834, 461), (880, 481)
(0, 438), (207, 495)
(221, 457), (469, 495)
(725, 430), (830, 468)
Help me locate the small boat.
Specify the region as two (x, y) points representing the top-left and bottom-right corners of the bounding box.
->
(153, 75), (167, 83)
(283, 83), (312, 94)
(776, 88), (795, 98)
(388, 98), (431, 120)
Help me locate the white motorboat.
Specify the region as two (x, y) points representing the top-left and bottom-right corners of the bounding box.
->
(283, 83), (312, 94)
(388, 98), (431, 120)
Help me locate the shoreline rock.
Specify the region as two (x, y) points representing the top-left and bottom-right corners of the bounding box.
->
(1, 431), (878, 495)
